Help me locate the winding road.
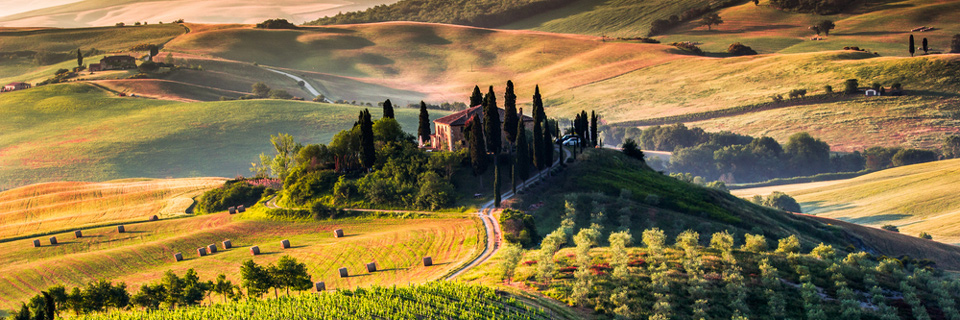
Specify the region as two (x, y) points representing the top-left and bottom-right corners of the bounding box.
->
(446, 146), (573, 280)
(264, 68), (331, 103)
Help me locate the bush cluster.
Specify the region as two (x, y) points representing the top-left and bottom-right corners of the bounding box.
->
(196, 181), (267, 214)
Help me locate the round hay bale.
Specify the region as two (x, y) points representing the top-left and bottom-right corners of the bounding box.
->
(33, 239), (41, 247)
(338, 267), (348, 278)
(423, 256), (433, 267)
(281, 239), (290, 249)
(149, 215), (159, 221)
(49, 236), (58, 245)
(222, 240), (232, 249)
(315, 282), (326, 292)
(197, 247), (207, 257)
(117, 225), (126, 233)
(238, 205), (246, 213)
(250, 246), (260, 255)
(207, 244), (217, 254)
(366, 262), (377, 273)
(334, 229), (344, 238)
(228, 207), (237, 214)
(74, 230), (83, 238)
(174, 253), (183, 262)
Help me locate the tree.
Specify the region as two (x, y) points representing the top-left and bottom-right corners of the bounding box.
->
(952, 34), (960, 53)
(590, 111), (598, 148)
(497, 243), (523, 282)
(622, 139), (645, 162)
(467, 114), (488, 180)
(212, 274), (236, 303)
(785, 132), (830, 176)
(818, 20), (835, 36)
(271, 256), (313, 296)
(382, 99), (394, 119)
(700, 13), (723, 31)
(483, 86), (501, 154)
(532, 106), (544, 169)
(470, 85), (483, 107)
(753, 0), (759, 5)
(359, 109), (376, 170)
(542, 117), (553, 166)
(775, 235), (800, 253)
(77, 48), (83, 67)
(149, 45), (160, 58)
(515, 111), (530, 181)
(494, 159), (501, 208)
(844, 79), (859, 94)
(417, 101), (430, 145)
(138, 61), (159, 73)
(252, 82), (271, 98)
(922, 37), (928, 54)
(240, 260), (272, 298)
(269, 89), (293, 100)
(910, 34), (915, 57)
(728, 42), (758, 55)
(503, 81), (519, 145)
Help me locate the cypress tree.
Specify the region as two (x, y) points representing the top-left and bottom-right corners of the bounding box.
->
(470, 85), (483, 107)
(909, 35), (915, 57)
(77, 48), (83, 68)
(494, 158), (501, 208)
(542, 118), (553, 166)
(483, 86), (502, 154)
(581, 111), (589, 146)
(590, 111), (599, 148)
(503, 81), (519, 144)
(417, 101), (430, 145)
(533, 85), (545, 121)
(516, 109), (530, 180)
(532, 107), (544, 169)
(922, 37), (928, 54)
(468, 114), (488, 179)
(359, 109), (376, 170)
(511, 158), (517, 194)
(382, 99), (394, 119)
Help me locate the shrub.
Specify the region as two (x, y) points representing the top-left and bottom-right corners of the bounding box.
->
(727, 43), (757, 56)
(671, 42), (704, 55)
(775, 235), (800, 254)
(824, 85), (833, 93)
(283, 170), (338, 206)
(919, 232), (932, 240)
(788, 89), (807, 99)
(621, 139), (645, 162)
(881, 225), (900, 232)
(197, 181), (267, 213)
(415, 171), (455, 210)
(742, 234), (767, 252)
(138, 61), (158, 73)
(499, 209), (538, 247)
(256, 19), (298, 29)
(763, 191), (802, 213)
(810, 243), (835, 260)
(844, 79), (859, 94)
(269, 90), (294, 100)
(891, 148), (939, 167)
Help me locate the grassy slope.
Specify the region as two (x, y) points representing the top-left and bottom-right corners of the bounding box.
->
(0, 178), (225, 240)
(0, 83), (448, 190)
(502, 0), (714, 37)
(746, 159), (960, 244)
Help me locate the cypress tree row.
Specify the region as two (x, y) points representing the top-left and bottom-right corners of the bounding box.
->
(516, 109), (530, 181)
(503, 81), (519, 145)
(470, 85), (483, 107)
(467, 114), (488, 180)
(382, 99), (394, 119)
(483, 86), (501, 154)
(532, 106), (544, 169)
(359, 109), (376, 170)
(417, 101), (431, 145)
(580, 110), (589, 147)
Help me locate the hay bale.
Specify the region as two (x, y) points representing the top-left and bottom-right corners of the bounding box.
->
(228, 206), (237, 214)
(49, 236), (58, 245)
(338, 267), (348, 278)
(74, 230), (83, 238)
(423, 257), (433, 267)
(281, 239), (290, 249)
(315, 282), (326, 292)
(207, 244), (217, 254)
(334, 229), (344, 238)
(117, 225), (126, 233)
(149, 215), (159, 221)
(33, 239), (41, 247)
(174, 253), (183, 262)
(366, 262), (377, 273)
(238, 205), (246, 213)
(222, 240), (232, 249)
(250, 246), (260, 255)
(197, 247), (207, 257)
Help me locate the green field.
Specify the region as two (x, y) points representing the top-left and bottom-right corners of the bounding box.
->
(0, 83), (447, 190)
(502, 0), (714, 37)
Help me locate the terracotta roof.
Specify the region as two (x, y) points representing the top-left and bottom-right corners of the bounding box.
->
(5, 82), (27, 86)
(434, 105), (535, 126)
(101, 55), (136, 62)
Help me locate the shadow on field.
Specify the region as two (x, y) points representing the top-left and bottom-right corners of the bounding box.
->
(800, 201), (855, 214)
(375, 267), (409, 272)
(846, 214), (912, 224)
(688, 24), (796, 35)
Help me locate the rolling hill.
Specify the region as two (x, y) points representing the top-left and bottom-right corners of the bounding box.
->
(0, 83), (447, 190)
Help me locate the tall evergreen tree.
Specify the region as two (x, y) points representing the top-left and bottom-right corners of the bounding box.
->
(503, 81), (519, 144)
(359, 109), (376, 169)
(470, 85), (483, 107)
(494, 158), (501, 207)
(418, 101), (431, 145)
(533, 85), (546, 120)
(532, 107), (544, 169)
(590, 111), (599, 148)
(382, 99), (394, 119)
(77, 48), (83, 68)
(467, 114), (488, 179)
(542, 118), (553, 166)
(511, 158), (517, 194)
(922, 37), (928, 54)
(516, 109), (530, 181)
(483, 86), (502, 154)
(909, 35), (915, 57)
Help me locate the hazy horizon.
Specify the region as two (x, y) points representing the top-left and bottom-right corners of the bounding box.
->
(0, 0), (85, 19)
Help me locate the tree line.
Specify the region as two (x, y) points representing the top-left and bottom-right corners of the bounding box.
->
(8, 256), (311, 319)
(306, 0), (577, 28)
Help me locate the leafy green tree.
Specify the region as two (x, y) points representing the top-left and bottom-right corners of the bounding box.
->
(483, 86), (501, 154)
(240, 260), (272, 298)
(14, 303), (29, 320)
(269, 89), (292, 100)
(811, 243), (836, 260)
(891, 148), (938, 166)
(700, 13), (723, 30)
(785, 132), (830, 177)
(470, 85), (483, 107)
(741, 233), (767, 252)
(943, 135), (960, 158)
(252, 82), (271, 98)
(621, 139), (645, 162)
(776, 235), (801, 253)
(418, 101), (430, 145)
(763, 191), (802, 212)
(382, 99), (394, 119)
(571, 227), (601, 306)
(818, 20), (835, 36)
(359, 109), (376, 170)
(919, 232), (933, 240)
(844, 79), (859, 94)
(503, 81), (519, 145)
(132, 283), (166, 310)
(497, 243), (523, 282)
(271, 256), (313, 296)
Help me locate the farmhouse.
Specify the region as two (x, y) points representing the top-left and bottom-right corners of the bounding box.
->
(2, 82), (31, 92)
(99, 55), (137, 70)
(430, 105), (535, 151)
(88, 63), (102, 72)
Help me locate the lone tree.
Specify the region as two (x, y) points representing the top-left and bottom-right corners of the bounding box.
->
(818, 20), (835, 36)
(590, 111), (598, 148)
(470, 85), (483, 107)
(700, 13), (724, 31)
(418, 101), (430, 145)
(503, 80), (519, 145)
(483, 86), (502, 154)
(515, 109), (530, 181)
(909, 34), (915, 57)
(77, 48), (83, 67)
(952, 34), (960, 53)
(359, 109), (376, 170)
(922, 37), (928, 54)
(382, 99), (394, 119)
(252, 82), (271, 98)
(844, 79), (859, 94)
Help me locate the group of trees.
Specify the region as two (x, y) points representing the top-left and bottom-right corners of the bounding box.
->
(12, 257), (312, 319)
(196, 180), (267, 213)
(809, 20), (835, 36)
(307, 0), (577, 28)
(769, 0), (855, 14)
(245, 82), (294, 100)
(255, 19), (298, 29)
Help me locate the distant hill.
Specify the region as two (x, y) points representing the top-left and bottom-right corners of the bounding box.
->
(0, 0), (401, 28)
